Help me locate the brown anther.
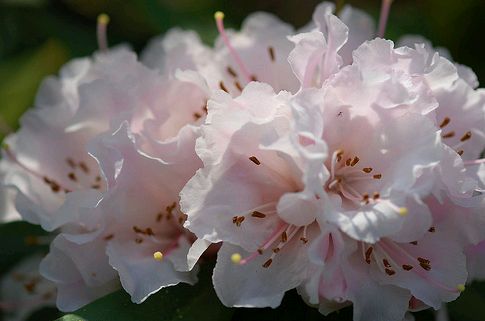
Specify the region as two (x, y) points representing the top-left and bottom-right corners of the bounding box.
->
(135, 238), (143, 244)
(234, 81), (243, 92)
(43, 176), (51, 184)
(365, 246), (373, 264)
(350, 156), (360, 167)
(439, 117), (451, 128)
(23, 281), (37, 294)
(219, 81), (229, 93)
(257, 248), (264, 255)
(460, 131), (472, 142)
(156, 213), (163, 222)
(383, 259), (392, 268)
(95, 176), (102, 182)
(133, 226), (143, 234)
(250, 75), (258, 81)
(273, 247), (280, 253)
(262, 258), (273, 268)
(79, 161), (89, 173)
(385, 268), (396, 276)
(402, 264), (413, 271)
(146, 227), (154, 236)
(233, 216), (245, 227)
(373, 192), (380, 200)
(268, 46), (275, 62)
(281, 231), (288, 242)
(178, 216), (185, 224)
(226, 66), (237, 77)
(193, 112), (202, 120)
(66, 158), (76, 168)
(345, 158), (352, 166)
(300, 237), (308, 244)
(373, 174), (382, 179)
(249, 156), (261, 165)
(442, 131), (455, 139)
(251, 211), (266, 218)
(418, 257), (431, 271)
(409, 241), (418, 245)
(457, 150), (464, 156)
(362, 167), (373, 173)
(336, 149), (344, 162)
(103, 234), (114, 241)
(428, 226), (436, 233)
(50, 183), (61, 193)
(91, 184), (101, 189)
(67, 172), (77, 182)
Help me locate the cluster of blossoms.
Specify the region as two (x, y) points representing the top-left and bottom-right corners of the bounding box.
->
(1, 2), (485, 321)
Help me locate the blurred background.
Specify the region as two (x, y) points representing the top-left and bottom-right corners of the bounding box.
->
(0, 0), (484, 320)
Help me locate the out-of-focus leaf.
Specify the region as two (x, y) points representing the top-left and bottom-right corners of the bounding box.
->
(448, 282), (485, 321)
(0, 221), (50, 275)
(0, 39), (68, 140)
(57, 264), (234, 321)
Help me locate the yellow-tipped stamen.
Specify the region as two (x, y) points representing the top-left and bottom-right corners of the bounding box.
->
(457, 284), (466, 292)
(153, 251), (164, 261)
(398, 207), (408, 216)
(231, 253), (242, 264)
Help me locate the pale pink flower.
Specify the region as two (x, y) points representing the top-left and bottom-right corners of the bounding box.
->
(181, 82), (327, 306)
(300, 216), (468, 321)
(38, 66), (208, 307)
(0, 255), (57, 321)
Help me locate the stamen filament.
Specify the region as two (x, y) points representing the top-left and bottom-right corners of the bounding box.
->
(377, 0), (394, 38)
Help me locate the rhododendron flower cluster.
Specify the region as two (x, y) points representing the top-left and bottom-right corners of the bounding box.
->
(1, 2), (484, 321)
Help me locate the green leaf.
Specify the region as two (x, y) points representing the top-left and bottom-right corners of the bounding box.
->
(0, 221), (50, 275)
(57, 264), (234, 321)
(0, 39), (68, 140)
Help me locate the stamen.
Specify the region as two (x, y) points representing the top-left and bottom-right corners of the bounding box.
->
(300, 225), (308, 244)
(428, 226), (436, 233)
(460, 131), (472, 142)
(214, 11), (252, 82)
(251, 211), (266, 218)
(249, 156), (261, 165)
(350, 156), (360, 167)
(226, 66), (238, 77)
(439, 117), (451, 128)
(442, 131), (455, 139)
(373, 174), (382, 179)
(362, 167), (373, 173)
(219, 81), (229, 93)
(262, 258), (273, 268)
(418, 257), (431, 271)
(377, 0), (394, 38)
(365, 246), (374, 264)
(234, 81), (243, 92)
(402, 264), (414, 271)
(97, 13), (110, 52)
(153, 251), (164, 261)
(268, 46), (275, 62)
(457, 150), (464, 156)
